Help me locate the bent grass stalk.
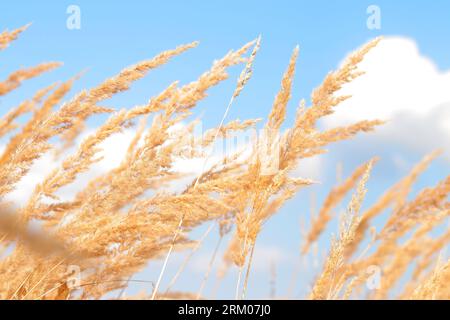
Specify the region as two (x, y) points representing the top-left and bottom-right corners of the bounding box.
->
(164, 224), (214, 294)
(196, 228), (224, 299)
(152, 37), (261, 299)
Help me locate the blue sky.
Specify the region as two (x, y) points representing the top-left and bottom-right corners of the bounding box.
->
(1, 1), (449, 299)
(2, 0), (450, 124)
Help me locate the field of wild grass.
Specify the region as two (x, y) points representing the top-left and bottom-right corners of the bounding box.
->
(0, 24), (448, 300)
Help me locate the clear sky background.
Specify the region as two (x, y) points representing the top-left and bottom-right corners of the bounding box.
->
(1, 1), (449, 299)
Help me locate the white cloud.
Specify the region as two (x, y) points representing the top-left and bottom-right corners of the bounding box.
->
(325, 37), (450, 159)
(3, 129), (138, 205)
(292, 156), (323, 181)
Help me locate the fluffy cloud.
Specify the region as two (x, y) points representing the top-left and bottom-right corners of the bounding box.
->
(3, 129), (138, 205)
(325, 37), (450, 160)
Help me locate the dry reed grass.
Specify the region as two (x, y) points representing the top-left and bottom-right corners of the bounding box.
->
(0, 25), (448, 300)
